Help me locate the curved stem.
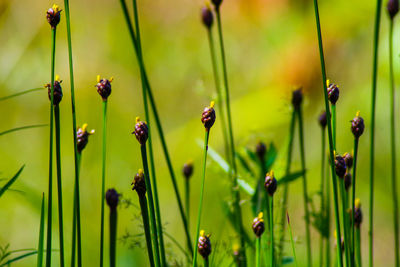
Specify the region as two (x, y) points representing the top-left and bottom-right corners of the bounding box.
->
(99, 100), (107, 267)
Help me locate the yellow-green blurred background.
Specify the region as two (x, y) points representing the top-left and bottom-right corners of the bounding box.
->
(0, 0), (399, 265)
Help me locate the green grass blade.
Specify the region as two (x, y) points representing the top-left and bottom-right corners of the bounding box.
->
(0, 251), (38, 267)
(286, 211), (298, 267)
(0, 88), (44, 101)
(0, 165), (25, 198)
(0, 124), (47, 136)
(37, 193), (45, 267)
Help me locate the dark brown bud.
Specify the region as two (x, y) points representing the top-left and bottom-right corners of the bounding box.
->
(344, 172), (352, 191)
(201, 101), (216, 130)
(183, 161), (194, 179)
(351, 112), (364, 139)
(132, 169), (146, 198)
(354, 199), (363, 228)
(327, 81), (339, 105)
(291, 88), (303, 110)
(264, 171), (277, 196)
(387, 0), (399, 19)
(45, 76), (63, 105)
(95, 75), (113, 101)
(201, 6), (213, 28)
(318, 111), (327, 128)
(252, 212), (265, 237)
(335, 154), (347, 178)
(198, 230), (211, 259)
(46, 4), (62, 28)
(211, 0), (223, 9)
(343, 152), (353, 169)
(76, 124), (95, 153)
(255, 142), (266, 161)
(133, 117), (148, 145)
(106, 188), (119, 210)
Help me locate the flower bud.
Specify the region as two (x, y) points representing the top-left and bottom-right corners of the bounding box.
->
(344, 172), (352, 191)
(183, 160), (194, 179)
(354, 198), (363, 228)
(132, 169), (146, 198)
(351, 111), (364, 139)
(106, 188), (119, 210)
(198, 230), (212, 259)
(76, 123), (95, 153)
(318, 111), (327, 128)
(46, 4), (62, 28)
(264, 171), (277, 196)
(291, 88), (303, 110)
(45, 75), (63, 105)
(252, 212), (265, 237)
(327, 80), (339, 105)
(133, 117), (148, 145)
(201, 6), (213, 29)
(201, 101), (216, 130)
(255, 142), (266, 161)
(95, 75), (113, 101)
(343, 152), (353, 170)
(334, 153), (347, 178)
(387, 0), (399, 19)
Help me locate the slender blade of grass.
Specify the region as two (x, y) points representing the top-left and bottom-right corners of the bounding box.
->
(286, 211), (298, 267)
(0, 124), (47, 137)
(37, 193), (45, 267)
(256, 237), (261, 267)
(319, 126), (326, 267)
(351, 138), (359, 267)
(0, 165), (24, 198)
(139, 196), (155, 267)
(0, 87), (44, 101)
(109, 208), (117, 267)
(0, 251), (38, 267)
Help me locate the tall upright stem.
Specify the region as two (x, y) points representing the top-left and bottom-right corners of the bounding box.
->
(37, 193), (45, 267)
(109, 208), (117, 267)
(320, 127), (326, 267)
(356, 227), (362, 267)
(339, 179), (351, 266)
(312, 0), (343, 265)
(71, 154), (82, 267)
(389, 19), (400, 267)
(269, 197), (274, 267)
(185, 178), (190, 232)
(139, 196), (155, 267)
(352, 138), (359, 267)
(256, 237), (261, 267)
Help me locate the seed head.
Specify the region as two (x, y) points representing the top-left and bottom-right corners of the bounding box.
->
(334, 153), (347, 178)
(183, 160), (194, 179)
(344, 172), (352, 191)
(133, 117), (148, 145)
(387, 0), (399, 19)
(354, 198), (363, 228)
(252, 212), (265, 237)
(291, 88), (303, 110)
(45, 75), (63, 105)
(198, 230), (212, 259)
(201, 6), (213, 29)
(46, 4), (62, 28)
(76, 123), (95, 153)
(132, 169), (146, 198)
(255, 141), (266, 161)
(211, 0), (223, 9)
(95, 75), (113, 101)
(264, 171), (277, 196)
(351, 111), (364, 139)
(201, 101), (216, 130)
(318, 111), (327, 128)
(326, 80), (339, 105)
(106, 188), (119, 210)
(343, 152), (353, 170)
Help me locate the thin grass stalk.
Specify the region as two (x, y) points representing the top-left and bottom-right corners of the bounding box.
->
(269, 197), (274, 267)
(256, 237), (261, 267)
(139, 196), (155, 267)
(215, 8), (246, 265)
(356, 227), (362, 267)
(192, 130), (210, 267)
(297, 107), (312, 266)
(369, 1), (382, 266)
(118, 0), (192, 255)
(63, 0), (82, 265)
(351, 138), (359, 267)
(99, 100), (108, 267)
(70, 153), (82, 267)
(37, 193), (45, 267)
(388, 19), (400, 267)
(286, 212), (298, 267)
(277, 110), (296, 264)
(140, 145), (161, 267)
(54, 105), (65, 267)
(326, 154), (331, 267)
(185, 178), (190, 232)
(206, 28), (230, 162)
(204, 257), (209, 267)
(332, 105), (336, 149)
(131, 0), (166, 264)
(109, 206), (117, 267)
(312, 0), (343, 265)
(0, 88), (44, 101)
(339, 179), (350, 266)
(45, 27), (56, 267)
(319, 127), (326, 266)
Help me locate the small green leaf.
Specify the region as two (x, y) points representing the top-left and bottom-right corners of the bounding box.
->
(0, 165), (25, 198)
(277, 171), (305, 185)
(0, 251), (37, 267)
(265, 143), (278, 170)
(244, 147), (258, 164)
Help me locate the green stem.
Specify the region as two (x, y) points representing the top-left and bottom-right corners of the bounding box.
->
(186, 178), (190, 234)
(297, 107), (312, 266)
(109, 208), (117, 267)
(340, 179), (350, 267)
(326, 154), (331, 267)
(71, 153), (82, 267)
(45, 27), (56, 267)
(0, 87), (44, 101)
(139, 196), (155, 267)
(256, 237), (261, 267)
(63, 0), (82, 265)
(141, 145), (161, 267)
(269, 197), (274, 267)
(286, 212), (298, 267)
(312, 0), (343, 265)
(352, 138), (359, 267)
(204, 257), (209, 267)
(356, 227), (362, 267)
(320, 127), (326, 267)
(37, 193), (45, 267)
(192, 130), (210, 267)
(99, 100), (108, 267)
(369, 1), (382, 266)
(277, 110), (296, 264)
(332, 105), (336, 149)
(54, 105), (65, 267)
(215, 9), (246, 265)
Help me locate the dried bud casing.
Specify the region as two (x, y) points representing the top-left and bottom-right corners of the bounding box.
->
(327, 82), (339, 105)
(198, 230), (211, 259)
(132, 170), (146, 198)
(264, 171), (277, 196)
(106, 189), (119, 210)
(343, 152), (353, 169)
(46, 4), (62, 28)
(291, 88), (303, 110)
(252, 212), (265, 237)
(96, 75), (113, 101)
(344, 172), (352, 191)
(201, 101), (216, 130)
(256, 142), (266, 161)
(201, 7), (213, 28)
(335, 154), (347, 178)
(76, 124), (95, 153)
(351, 112), (365, 139)
(354, 207), (363, 228)
(387, 0), (399, 19)
(183, 161), (194, 179)
(46, 79), (63, 105)
(134, 117), (148, 145)
(318, 111), (327, 128)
